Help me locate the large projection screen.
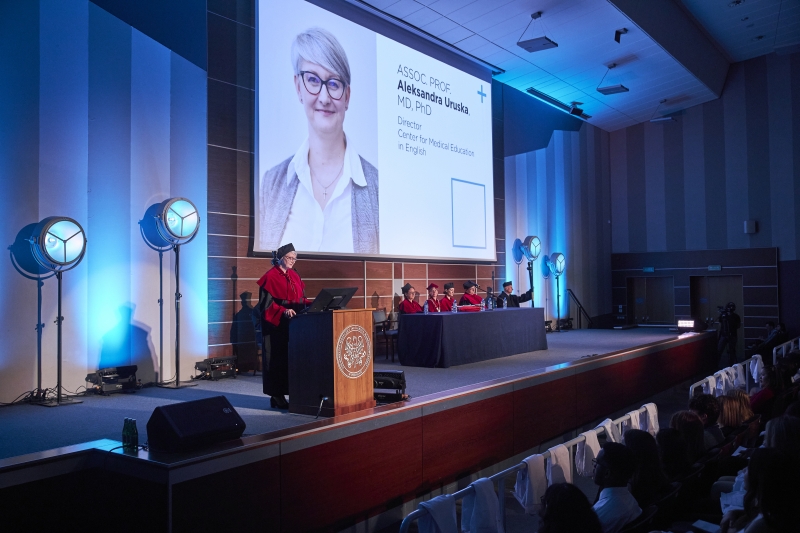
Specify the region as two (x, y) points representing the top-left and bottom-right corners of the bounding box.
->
(255, 0), (495, 261)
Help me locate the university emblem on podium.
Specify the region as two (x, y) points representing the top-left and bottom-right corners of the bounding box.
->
(336, 324), (372, 379)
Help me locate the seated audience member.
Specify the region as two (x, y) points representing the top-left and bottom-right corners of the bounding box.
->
(749, 321), (776, 349)
(656, 428), (692, 481)
(750, 367), (778, 417)
(397, 284), (422, 314)
(495, 280), (532, 308)
(763, 415), (800, 459)
(540, 483), (603, 533)
(717, 415), (800, 513)
(624, 429), (670, 508)
(425, 283), (440, 313)
(439, 283), (455, 312)
(689, 394), (725, 448)
(670, 410), (706, 463)
(718, 395), (754, 437)
(720, 448), (799, 533)
(592, 442), (642, 533)
(458, 280), (483, 309)
(784, 399), (800, 419)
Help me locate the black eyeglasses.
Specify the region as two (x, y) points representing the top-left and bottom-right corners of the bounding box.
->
(299, 71), (346, 100)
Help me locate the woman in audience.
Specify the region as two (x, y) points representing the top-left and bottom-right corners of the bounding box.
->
(540, 483), (603, 533)
(624, 429), (670, 508)
(720, 448), (799, 533)
(749, 367), (778, 417)
(718, 395), (754, 437)
(763, 414), (800, 458)
(670, 410), (706, 463)
(656, 428), (691, 481)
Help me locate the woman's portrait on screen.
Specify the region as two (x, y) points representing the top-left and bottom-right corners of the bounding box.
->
(259, 27), (379, 254)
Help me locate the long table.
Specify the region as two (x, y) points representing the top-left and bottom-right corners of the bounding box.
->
(397, 307), (548, 367)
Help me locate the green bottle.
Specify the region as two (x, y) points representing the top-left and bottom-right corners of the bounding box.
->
(130, 419), (139, 450)
(122, 418), (131, 449)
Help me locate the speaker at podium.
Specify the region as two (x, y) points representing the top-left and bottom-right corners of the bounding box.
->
(289, 287), (376, 417)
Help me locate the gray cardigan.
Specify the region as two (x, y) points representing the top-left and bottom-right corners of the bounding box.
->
(259, 155), (379, 254)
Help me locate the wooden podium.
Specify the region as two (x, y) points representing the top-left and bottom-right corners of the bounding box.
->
(288, 308), (376, 417)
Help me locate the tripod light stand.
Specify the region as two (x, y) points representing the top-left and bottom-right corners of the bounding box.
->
(154, 197), (200, 389)
(548, 253), (566, 332)
(29, 217), (87, 406)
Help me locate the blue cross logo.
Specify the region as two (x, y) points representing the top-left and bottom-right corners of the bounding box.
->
(477, 85), (486, 103)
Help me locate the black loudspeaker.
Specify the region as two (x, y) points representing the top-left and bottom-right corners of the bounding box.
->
(146, 396), (246, 453)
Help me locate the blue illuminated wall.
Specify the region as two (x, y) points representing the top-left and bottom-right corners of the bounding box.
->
(504, 126), (613, 323)
(0, 1), (207, 402)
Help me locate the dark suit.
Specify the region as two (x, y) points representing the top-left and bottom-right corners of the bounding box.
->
(497, 290), (532, 308)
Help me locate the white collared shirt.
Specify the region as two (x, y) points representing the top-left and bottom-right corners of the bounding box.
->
(593, 487), (642, 533)
(282, 136), (366, 253)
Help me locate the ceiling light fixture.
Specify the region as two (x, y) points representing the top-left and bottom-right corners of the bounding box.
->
(649, 99), (674, 123)
(614, 28), (628, 43)
(526, 88), (592, 120)
(517, 11), (558, 53)
(596, 63), (629, 95)
(752, 35), (765, 41)
(728, 0), (745, 7)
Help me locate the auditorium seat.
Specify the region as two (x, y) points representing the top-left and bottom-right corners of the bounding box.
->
(373, 310), (398, 362)
(651, 481), (682, 530)
(619, 504), (657, 533)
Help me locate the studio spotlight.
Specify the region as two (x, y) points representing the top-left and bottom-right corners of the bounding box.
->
(30, 217), (86, 272)
(520, 236), (541, 303)
(29, 217), (87, 406)
(155, 197), (201, 390)
(156, 197), (200, 245)
(548, 253), (566, 332)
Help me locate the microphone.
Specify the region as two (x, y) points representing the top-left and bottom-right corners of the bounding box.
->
(293, 267), (309, 310)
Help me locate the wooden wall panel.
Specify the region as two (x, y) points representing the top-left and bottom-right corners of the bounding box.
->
(403, 263), (427, 279)
(209, 299), (255, 323)
(208, 235), (251, 257)
(280, 418), (423, 532)
(575, 364), (627, 426)
(366, 261), (392, 278)
(513, 376), (576, 454)
(173, 457), (279, 533)
(428, 264), (476, 279)
(422, 394), (514, 487)
(209, 279), (260, 300)
(366, 279), (393, 296)
(298, 260), (364, 279)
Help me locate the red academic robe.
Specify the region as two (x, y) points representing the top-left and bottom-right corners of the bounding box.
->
(440, 296), (454, 312)
(256, 267), (311, 327)
(398, 299), (423, 314)
(426, 298), (441, 312)
(459, 292), (483, 312)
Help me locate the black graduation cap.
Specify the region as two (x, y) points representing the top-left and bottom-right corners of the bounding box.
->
(463, 280), (478, 289)
(443, 283), (454, 290)
(401, 283), (412, 294)
(503, 281), (513, 288)
(276, 243), (295, 258)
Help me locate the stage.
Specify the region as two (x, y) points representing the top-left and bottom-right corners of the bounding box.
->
(0, 328), (675, 461)
(0, 328), (717, 532)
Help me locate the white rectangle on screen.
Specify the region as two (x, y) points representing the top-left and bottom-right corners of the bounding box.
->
(451, 179), (486, 249)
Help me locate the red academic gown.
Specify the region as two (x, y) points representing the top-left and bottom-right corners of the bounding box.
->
(440, 296), (454, 312)
(459, 292), (483, 312)
(426, 298), (442, 312)
(398, 299), (423, 314)
(256, 266), (312, 396)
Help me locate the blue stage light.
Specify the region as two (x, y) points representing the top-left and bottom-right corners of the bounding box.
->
(156, 197), (200, 245)
(29, 217), (87, 272)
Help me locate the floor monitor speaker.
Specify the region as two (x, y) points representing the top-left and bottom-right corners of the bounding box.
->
(146, 395), (246, 453)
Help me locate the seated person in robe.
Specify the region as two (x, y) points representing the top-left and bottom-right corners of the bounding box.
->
(496, 281), (532, 308)
(458, 280), (483, 310)
(397, 283), (423, 314)
(440, 282), (456, 312)
(425, 283), (441, 312)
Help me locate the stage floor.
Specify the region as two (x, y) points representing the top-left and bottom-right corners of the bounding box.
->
(0, 328), (675, 461)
